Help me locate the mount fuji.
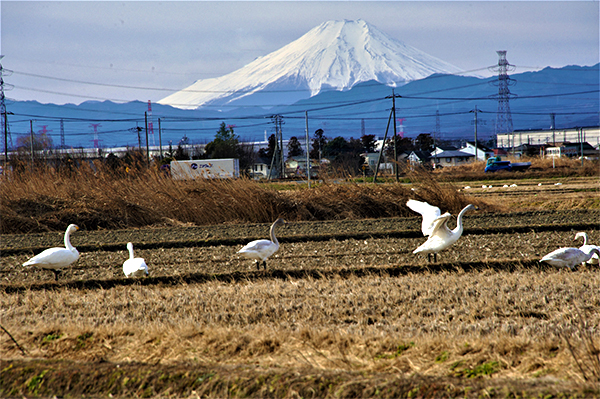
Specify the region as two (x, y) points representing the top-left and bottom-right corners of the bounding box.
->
(158, 19), (462, 110)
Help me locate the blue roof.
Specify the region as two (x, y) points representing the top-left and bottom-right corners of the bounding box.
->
(434, 150), (474, 158)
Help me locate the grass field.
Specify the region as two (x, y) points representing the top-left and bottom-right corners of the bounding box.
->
(1, 162), (599, 398)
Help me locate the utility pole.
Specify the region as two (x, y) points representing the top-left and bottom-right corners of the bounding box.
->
(3, 110), (7, 173)
(373, 108), (393, 183)
(30, 120), (34, 170)
(550, 113), (556, 146)
(433, 109), (440, 168)
(279, 116), (284, 176)
(470, 106), (482, 161)
(305, 111), (310, 188)
(392, 90), (398, 182)
(384, 91), (401, 182)
(145, 112), (149, 167)
(580, 127), (584, 167)
(158, 118), (163, 160)
(0, 56), (5, 167)
(136, 126), (142, 149)
(268, 115), (283, 179)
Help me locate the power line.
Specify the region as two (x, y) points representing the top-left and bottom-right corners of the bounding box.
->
(9, 66), (498, 95)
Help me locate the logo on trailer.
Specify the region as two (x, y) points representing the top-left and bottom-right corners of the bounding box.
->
(189, 163), (213, 170)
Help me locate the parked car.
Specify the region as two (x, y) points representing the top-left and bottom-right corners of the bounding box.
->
(484, 156), (531, 173)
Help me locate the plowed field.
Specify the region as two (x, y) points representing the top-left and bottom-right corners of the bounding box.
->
(1, 181), (599, 398)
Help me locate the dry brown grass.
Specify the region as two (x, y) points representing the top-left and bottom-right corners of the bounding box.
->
(2, 159), (599, 397)
(435, 156), (599, 181)
(1, 162), (488, 234)
(2, 268), (598, 383)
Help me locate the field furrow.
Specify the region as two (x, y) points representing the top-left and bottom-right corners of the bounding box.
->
(2, 184), (599, 398)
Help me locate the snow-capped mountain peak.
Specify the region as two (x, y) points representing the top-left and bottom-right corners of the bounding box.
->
(159, 19), (462, 109)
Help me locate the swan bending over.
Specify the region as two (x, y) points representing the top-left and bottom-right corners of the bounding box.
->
(123, 242), (149, 277)
(540, 247), (600, 270)
(407, 201), (476, 262)
(238, 218), (286, 270)
(574, 232), (600, 265)
(22, 224), (79, 280)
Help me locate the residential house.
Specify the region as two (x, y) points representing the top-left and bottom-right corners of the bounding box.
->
(408, 150), (431, 168)
(434, 150), (474, 167)
(250, 157), (272, 179)
(363, 152), (394, 174)
(512, 143), (548, 157)
(431, 145), (458, 157)
(459, 141), (493, 161)
(545, 142), (599, 159)
(285, 156), (319, 178)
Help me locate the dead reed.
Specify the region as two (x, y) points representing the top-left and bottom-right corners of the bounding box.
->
(1, 161), (487, 234)
(435, 156), (599, 181)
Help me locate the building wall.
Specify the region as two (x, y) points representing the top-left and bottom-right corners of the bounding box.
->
(497, 127), (600, 148)
(438, 156), (471, 167)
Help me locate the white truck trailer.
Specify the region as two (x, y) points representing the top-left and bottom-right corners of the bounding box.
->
(170, 159), (239, 180)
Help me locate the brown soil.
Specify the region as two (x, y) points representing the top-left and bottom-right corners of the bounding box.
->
(1, 189), (599, 397)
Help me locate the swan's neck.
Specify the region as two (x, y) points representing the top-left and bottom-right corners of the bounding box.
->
(269, 222), (280, 246)
(64, 229), (75, 251)
(452, 206), (470, 235)
(128, 246), (135, 259)
(580, 233), (589, 246)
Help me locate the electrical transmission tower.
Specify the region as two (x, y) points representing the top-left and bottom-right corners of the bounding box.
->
(60, 119), (66, 148)
(491, 50), (516, 147)
(90, 123), (102, 149)
(1, 55), (14, 156)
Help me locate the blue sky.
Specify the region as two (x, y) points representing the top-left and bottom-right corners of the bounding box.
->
(1, 1), (599, 105)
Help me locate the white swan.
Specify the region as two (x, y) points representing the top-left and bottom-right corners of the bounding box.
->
(22, 224), (80, 280)
(123, 242), (149, 277)
(238, 218), (286, 270)
(574, 232), (600, 265)
(407, 201), (476, 262)
(406, 199), (441, 236)
(540, 247), (600, 270)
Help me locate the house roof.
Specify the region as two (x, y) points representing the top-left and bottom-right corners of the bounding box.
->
(435, 150), (475, 158)
(409, 150), (431, 161)
(287, 155), (309, 161)
(254, 157), (272, 165)
(514, 143), (550, 150)
(547, 142), (597, 150)
(463, 141), (492, 151)
(435, 145), (458, 151)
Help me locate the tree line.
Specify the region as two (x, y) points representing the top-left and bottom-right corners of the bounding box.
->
(8, 121), (482, 177)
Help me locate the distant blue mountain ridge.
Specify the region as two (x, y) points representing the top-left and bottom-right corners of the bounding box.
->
(5, 64), (598, 150)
